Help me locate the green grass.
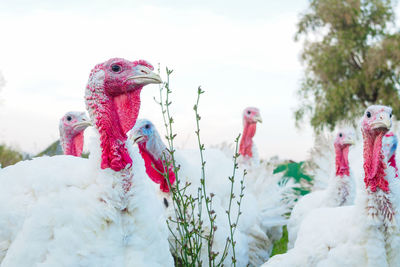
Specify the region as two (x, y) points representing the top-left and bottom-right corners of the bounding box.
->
(271, 226), (288, 256)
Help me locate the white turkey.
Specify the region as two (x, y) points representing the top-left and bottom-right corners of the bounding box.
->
(0, 58), (174, 267)
(236, 107), (297, 246)
(239, 107), (262, 166)
(59, 111), (91, 157)
(287, 128), (356, 248)
(129, 118), (295, 266)
(262, 105), (400, 267)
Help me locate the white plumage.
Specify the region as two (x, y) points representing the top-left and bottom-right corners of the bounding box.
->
(263, 105), (400, 267)
(0, 58), (174, 267)
(0, 140), (172, 267)
(287, 129), (356, 248)
(130, 119), (295, 266)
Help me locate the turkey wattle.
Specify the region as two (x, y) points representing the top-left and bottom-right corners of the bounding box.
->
(239, 107), (262, 165)
(263, 105), (400, 267)
(0, 58), (174, 267)
(59, 111), (91, 157)
(287, 128), (356, 248)
(130, 119), (295, 266)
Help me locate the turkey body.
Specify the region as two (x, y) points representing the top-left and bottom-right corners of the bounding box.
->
(287, 173), (355, 248)
(264, 165), (400, 267)
(0, 139), (173, 267)
(288, 129), (356, 248)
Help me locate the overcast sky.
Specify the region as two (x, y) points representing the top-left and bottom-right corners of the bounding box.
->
(0, 0), (398, 161)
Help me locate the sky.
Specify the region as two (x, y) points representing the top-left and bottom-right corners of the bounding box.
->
(0, 0), (398, 161)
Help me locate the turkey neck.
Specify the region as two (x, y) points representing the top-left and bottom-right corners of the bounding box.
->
(239, 121), (257, 158)
(85, 67), (143, 193)
(61, 131), (84, 157)
(335, 144), (350, 177)
(363, 130), (397, 225)
(363, 130), (389, 193)
(95, 89), (141, 171)
(137, 141), (175, 193)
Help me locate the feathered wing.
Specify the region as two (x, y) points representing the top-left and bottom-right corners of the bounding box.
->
(0, 136), (173, 267)
(271, 205), (369, 267)
(247, 173), (297, 265)
(264, 166), (400, 267)
(287, 190), (325, 249)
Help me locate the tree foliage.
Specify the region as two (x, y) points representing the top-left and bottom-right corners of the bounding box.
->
(295, 0), (400, 131)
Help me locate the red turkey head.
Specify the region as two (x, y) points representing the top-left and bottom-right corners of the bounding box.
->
(243, 107), (262, 125)
(334, 129), (355, 148)
(85, 58), (162, 171)
(59, 111), (91, 157)
(361, 105), (392, 134)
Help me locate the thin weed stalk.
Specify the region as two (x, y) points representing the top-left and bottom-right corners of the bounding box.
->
(155, 67), (246, 266)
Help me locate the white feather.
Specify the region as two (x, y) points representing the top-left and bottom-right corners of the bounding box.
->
(0, 133), (173, 267)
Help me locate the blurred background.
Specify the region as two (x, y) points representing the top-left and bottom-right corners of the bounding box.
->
(0, 0), (399, 167)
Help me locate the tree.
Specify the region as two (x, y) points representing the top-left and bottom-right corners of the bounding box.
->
(295, 0), (400, 131)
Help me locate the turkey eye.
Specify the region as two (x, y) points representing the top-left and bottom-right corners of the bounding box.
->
(247, 111), (251, 115)
(66, 116), (72, 121)
(366, 111), (371, 118)
(145, 124), (150, 129)
(111, 65), (121, 72)
(339, 133), (342, 137)
(390, 113), (392, 118)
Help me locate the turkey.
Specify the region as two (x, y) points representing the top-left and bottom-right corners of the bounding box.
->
(239, 107), (263, 166)
(263, 105), (400, 267)
(0, 58), (174, 267)
(236, 107), (296, 247)
(59, 111), (91, 157)
(129, 118), (295, 266)
(287, 128), (356, 248)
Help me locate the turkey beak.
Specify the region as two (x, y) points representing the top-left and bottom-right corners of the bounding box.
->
(371, 113), (392, 130)
(127, 67), (162, 85)
(343, 137), (355, 145)
(254, 114), (263, 123)
(73, 121), (92, 131)
(130, 132), (144, 144)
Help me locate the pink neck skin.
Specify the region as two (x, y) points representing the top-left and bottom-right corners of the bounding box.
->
(137, 142), (175, 193)
(388, 154), (398, 178)
(363, 131), (389, 193)
(335, 144), (350, 177)
(63, 131), (85, 157)
(239, 121), (257, 158)
(101, 89), (141, 171)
